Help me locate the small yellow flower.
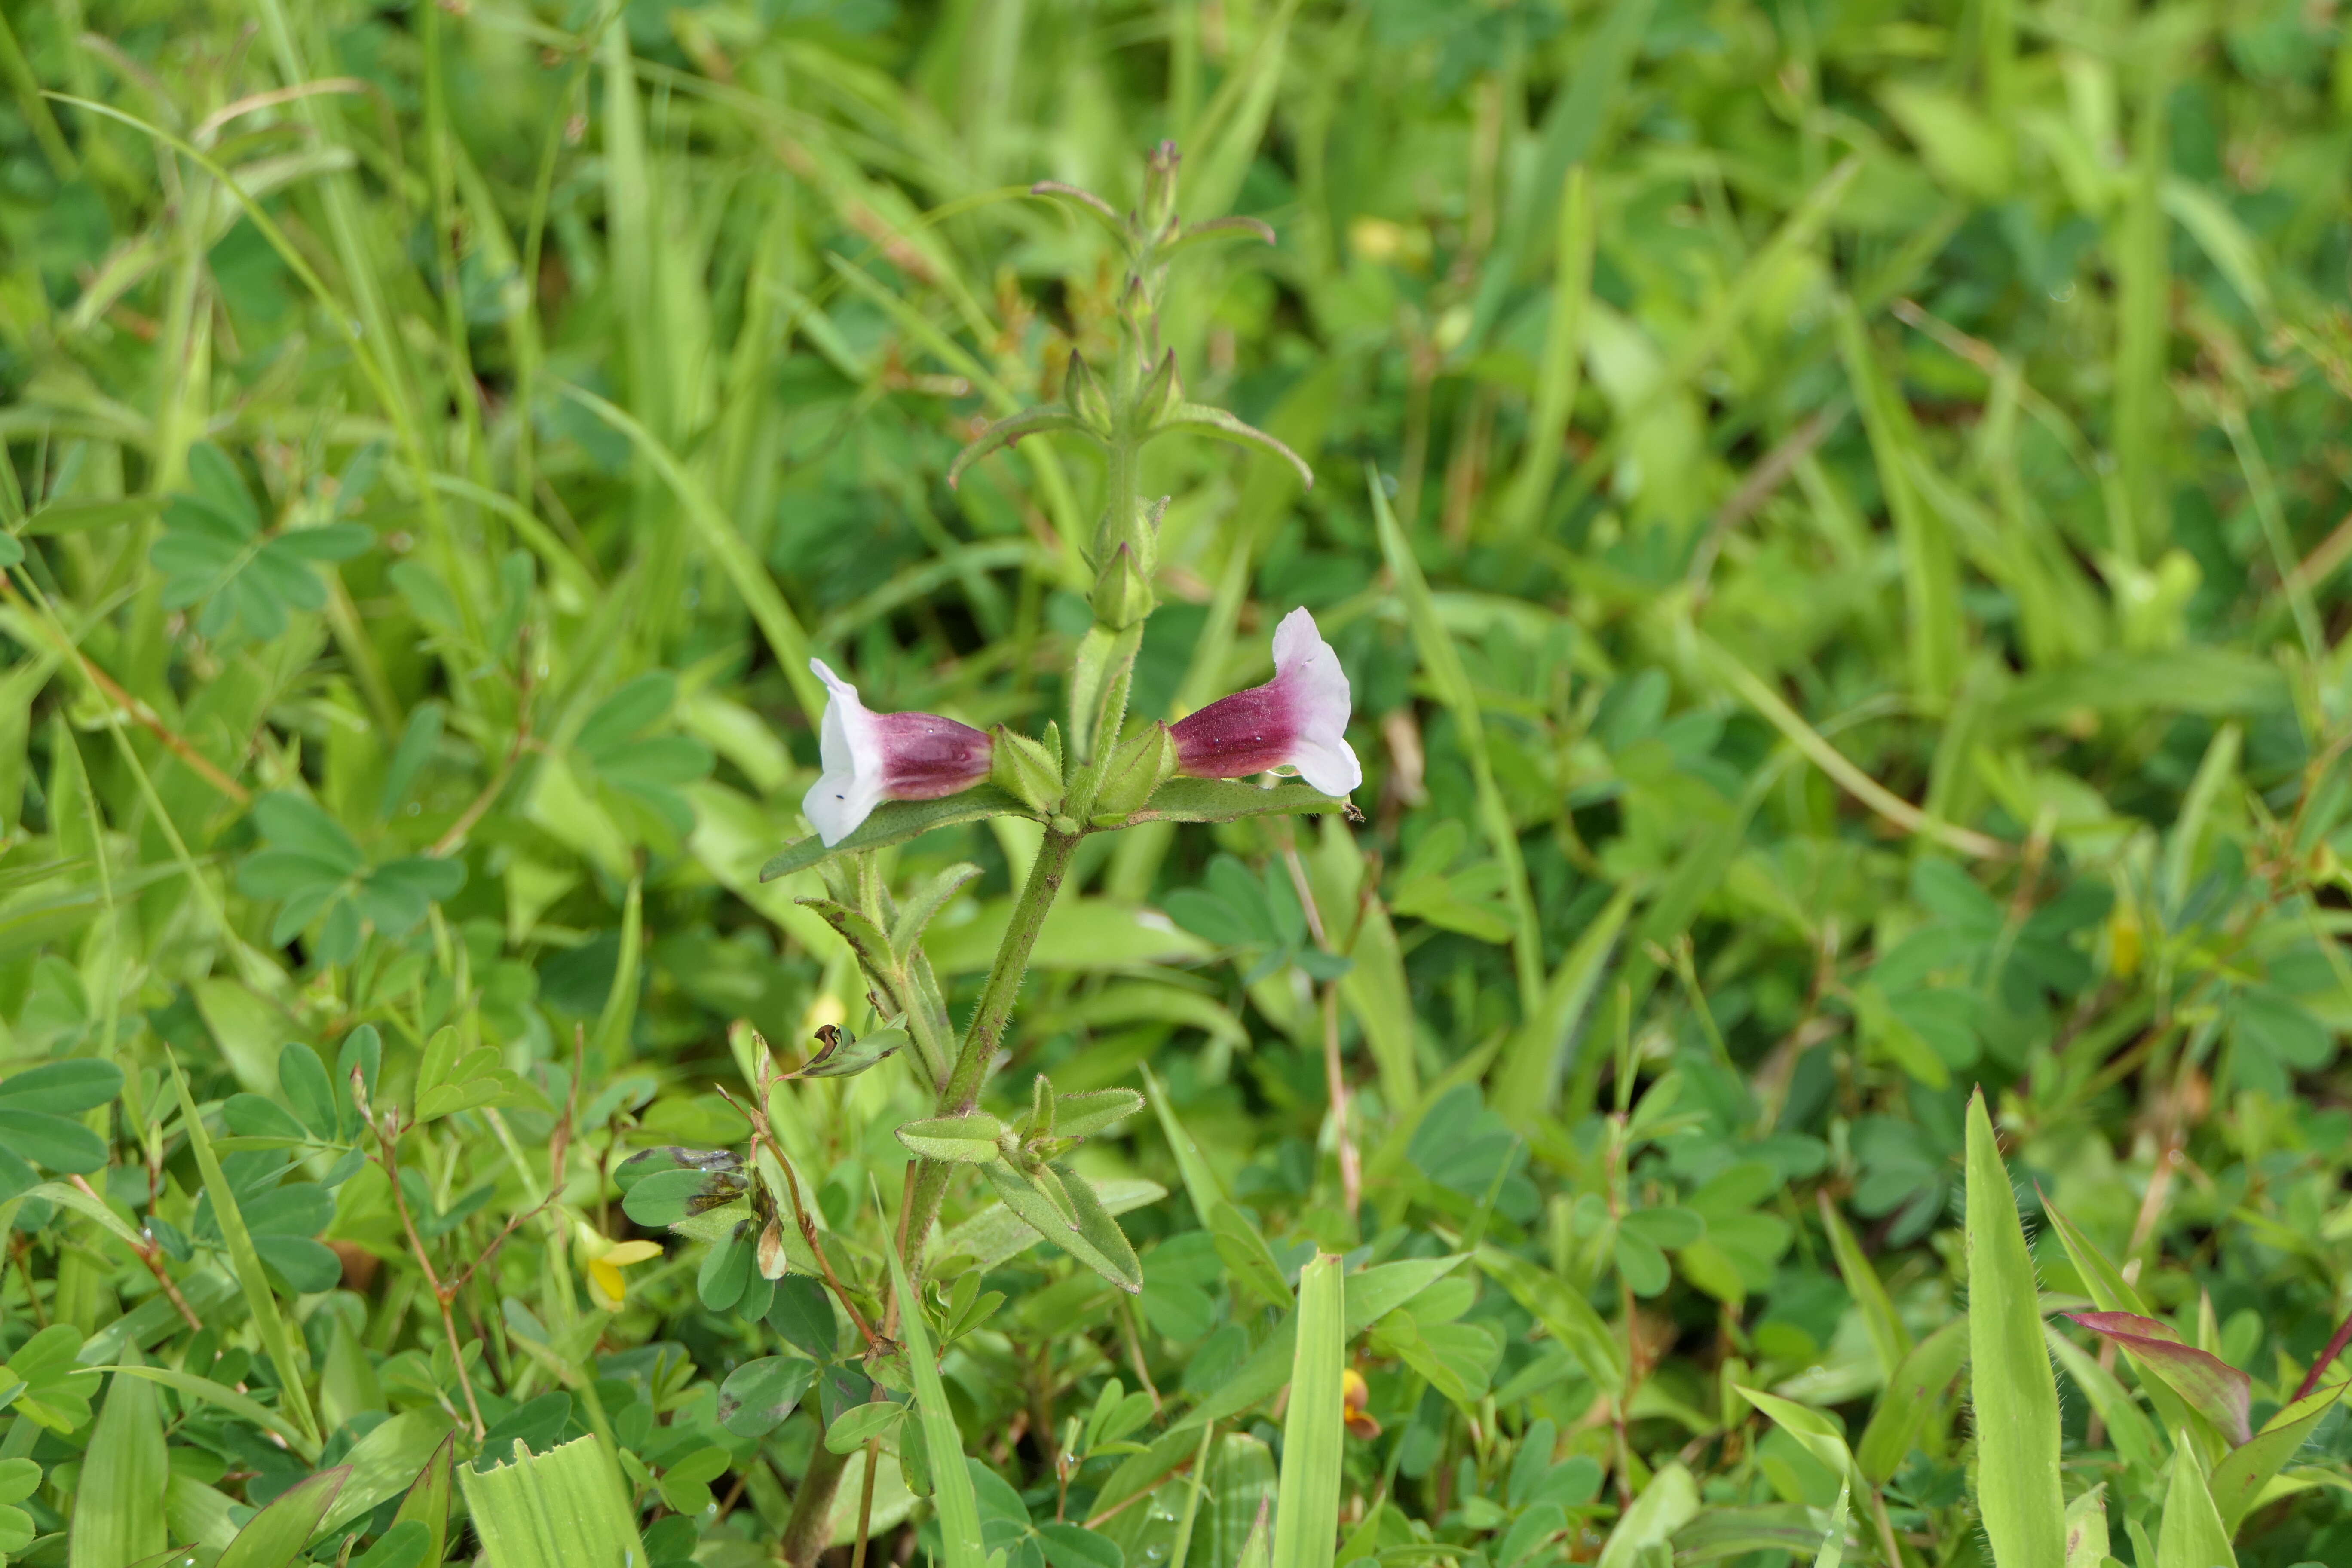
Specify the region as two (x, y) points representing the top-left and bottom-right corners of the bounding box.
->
(1341, 1367), (1381, 1440)
(584, 1239), (664, 1312)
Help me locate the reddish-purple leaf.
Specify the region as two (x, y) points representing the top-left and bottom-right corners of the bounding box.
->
(2063, 1311), (2252, 1445)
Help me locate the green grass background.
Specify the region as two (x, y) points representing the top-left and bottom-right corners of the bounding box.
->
(4, 0), (2352, 1563)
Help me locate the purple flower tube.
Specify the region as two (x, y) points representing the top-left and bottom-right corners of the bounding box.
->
(802, 660), (994, 845)
(1169, 607), (1361, 795)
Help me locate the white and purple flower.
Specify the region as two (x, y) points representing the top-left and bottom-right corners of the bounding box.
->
(1169, 607), (1361, 796)
(803, 660), (994, 845)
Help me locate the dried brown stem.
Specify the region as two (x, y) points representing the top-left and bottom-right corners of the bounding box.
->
(374, 1112), (487, 1439)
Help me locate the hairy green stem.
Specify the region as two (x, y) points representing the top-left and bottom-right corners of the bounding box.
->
(894, 830), (1084, 1283)
(944, 830), (1081, 1114)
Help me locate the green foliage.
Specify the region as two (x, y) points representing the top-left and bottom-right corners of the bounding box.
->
(7, 0), (2352, 1565)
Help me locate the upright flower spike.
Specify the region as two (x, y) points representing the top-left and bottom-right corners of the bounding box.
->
(803, 660), (995, 846)
(1170, 607), (1361, 796)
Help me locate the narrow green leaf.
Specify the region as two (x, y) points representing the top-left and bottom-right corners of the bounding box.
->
(90, 1365), (319, 1465)
(1820, 1194), (1913, 1383)
(1857, 1316), (1968, 1484)
(1271, 1254), (1343, 1568)
(1964, 1089), (2065, 1568)
(459, 1435), (648, 1568)
(884, 1222), (987, 1568)
(217, 1466), (348, 1568)
(2154, 1433), (2235, 1568)
(392, 1433), (456, 1568)
(2064, 1487), (2110, 1568)
(2042, 1200), (2203, 1451)
(761, 787), (1036, 881)
(2208, 1380), (2347, 1533)
(71, 1360), (168, 1568)
(315, 1409), (453, 1535)
(166, 1054), (322, 1448)
(1595, 1463), (1697, 1568)
(1371, 468), (1541, 1018)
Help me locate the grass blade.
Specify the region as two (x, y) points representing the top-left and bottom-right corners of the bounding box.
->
(217, 1465), (347, 1568)
(1496, 164), (1594, 539)
(1819, 1191), (1912, 1384)
(1271, 1253), (1343, 1568)
(884, 1223), (986, 1568)
(70, 1355), (167, 1568)
(166, 1054), (322, 1449)
(2208, 1380), (2348, 1533)
(2154, 1432), (2235, 1568)
(460, 1434), (647, 1568)
(1964, 1088), (2064, 1568)
(1370, 467), (1542, 1017)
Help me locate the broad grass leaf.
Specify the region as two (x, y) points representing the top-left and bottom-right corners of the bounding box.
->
(882, 1222), (986, 1568)
(459, 1434), (648, 1568)
(317, 1413), (455, 1539)
(1271, 1254), (1344, 1568)
(2063, 1488), (2109, 1568)
(1964, 1090), (2065, 1568)
(217, 1465), (349, 1568)
(1595, 1462), (1697, 1568)
(2154, 1436), (2235, 1568)
(2208, 1380), (2348, 1532)
(71, 1361), (168, 1568)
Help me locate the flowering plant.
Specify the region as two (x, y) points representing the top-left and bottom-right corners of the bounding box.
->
(625, 143), (1364, 1546)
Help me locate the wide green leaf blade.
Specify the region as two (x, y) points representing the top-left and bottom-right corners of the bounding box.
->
(217, 1466), (349, 1568)
(460, 1435), (648, 1568)
(2208, 1380), (2347, 1533)
(1270, 1253), (1343, 1568)
(71, 1359), (168, 1568)
(2154, 1433), (2235, 1568)
(1964, 1089), (2065, 1568)
(167, 1054), (323, 1449)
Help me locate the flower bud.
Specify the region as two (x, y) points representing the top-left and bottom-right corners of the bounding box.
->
(1138, 349), (1182, 430)
(802, 660), (994, 845)
(1090, 720), (1177, 823)
(1142, 140), (1181, 239)
(1090, 542), (1156, 631)
(1169, 607), (1361, 796)
(1064, 350), (1114, 437)
(991, 725), (1065, 816)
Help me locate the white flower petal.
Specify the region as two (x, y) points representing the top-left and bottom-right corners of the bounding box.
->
(1289, 735), (1363, 796)
(1267, 607), (1357, 794)
(1270, 606), (1324, 676)
(803, 767), (888, 846)
(806, 658), (888, 843)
